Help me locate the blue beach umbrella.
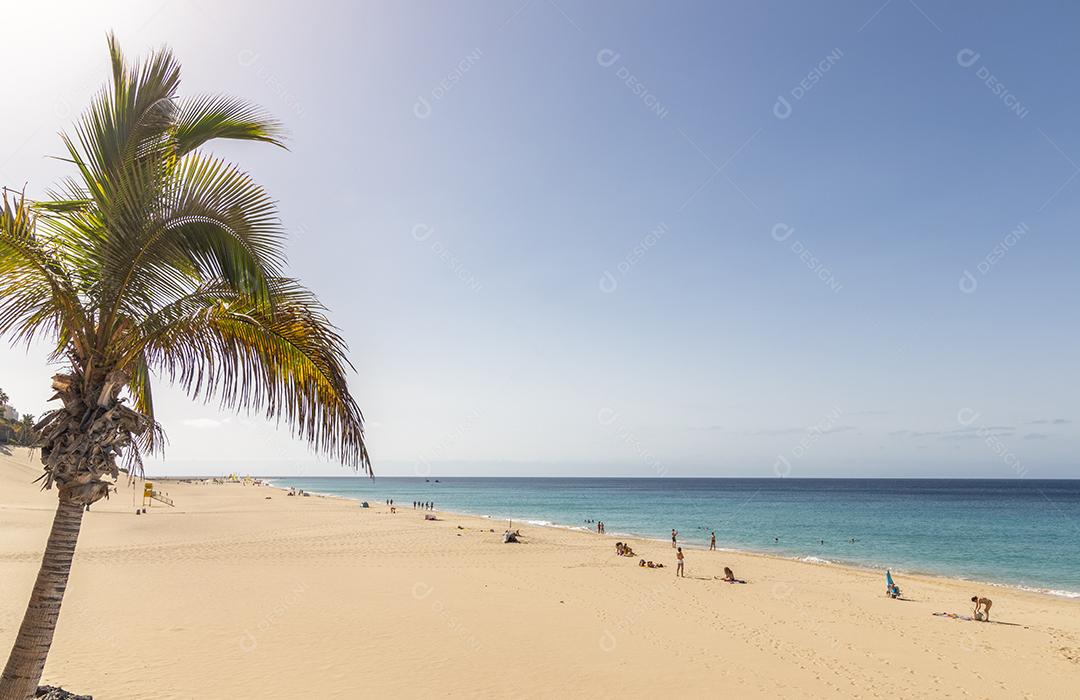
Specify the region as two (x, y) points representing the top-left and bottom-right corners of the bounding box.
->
(886, 569), (895, 587)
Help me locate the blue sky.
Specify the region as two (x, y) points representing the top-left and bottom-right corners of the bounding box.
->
(0, 1), (1077, 477)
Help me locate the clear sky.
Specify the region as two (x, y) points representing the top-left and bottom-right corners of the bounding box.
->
(0, 1), (1076, 477)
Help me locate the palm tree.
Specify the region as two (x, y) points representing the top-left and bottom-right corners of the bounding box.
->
(0, 35), (370, 699)
(15, 415), (35, 447)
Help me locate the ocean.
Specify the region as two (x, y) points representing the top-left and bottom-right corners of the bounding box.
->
(271, 476), (1080, 598)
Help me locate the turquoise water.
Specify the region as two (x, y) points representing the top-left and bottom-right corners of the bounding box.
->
(273, 477), (1080, 597)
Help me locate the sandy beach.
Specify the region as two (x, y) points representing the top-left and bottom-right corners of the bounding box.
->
(1, 448), (1077, 699)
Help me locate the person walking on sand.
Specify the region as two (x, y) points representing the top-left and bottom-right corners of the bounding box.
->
(709, 531), (716, 550)
(971, 595), (993, 621)
(676, 547), (685, 577)
(672, 529), (678, 548)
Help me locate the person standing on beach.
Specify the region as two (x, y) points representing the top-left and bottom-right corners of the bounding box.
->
(676, 547), (685, 577)
(672, 529), (678, 548)
(709, 532), (716, 550)
(971, 595), (992, 621)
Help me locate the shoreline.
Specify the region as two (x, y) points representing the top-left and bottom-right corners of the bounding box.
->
(265, 479), (1080, 602)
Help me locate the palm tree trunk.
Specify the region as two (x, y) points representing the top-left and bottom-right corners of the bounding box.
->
(0, 498), (85, 700)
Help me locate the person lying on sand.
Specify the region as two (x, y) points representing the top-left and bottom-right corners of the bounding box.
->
(971, 595), (992, 621)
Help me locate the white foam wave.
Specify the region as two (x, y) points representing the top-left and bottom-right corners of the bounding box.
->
(799, 556), (832, 565)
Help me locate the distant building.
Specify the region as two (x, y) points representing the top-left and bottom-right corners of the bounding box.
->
(1, 404), (18, 421)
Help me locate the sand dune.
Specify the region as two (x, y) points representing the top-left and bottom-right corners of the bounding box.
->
(1, 448), (1077, 698)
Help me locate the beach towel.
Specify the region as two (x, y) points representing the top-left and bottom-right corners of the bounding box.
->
(933, 612), (975, 621)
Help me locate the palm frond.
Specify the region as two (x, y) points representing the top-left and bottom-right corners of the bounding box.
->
(0, 192), (90, 351)
(91, 151), (285, 337)
(127, 352), (166, 456)
(174, 94), (285, 155)
(130, 278), (370, 472)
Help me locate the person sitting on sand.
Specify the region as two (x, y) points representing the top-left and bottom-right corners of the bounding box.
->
(623, 545), (635, 557)
(640, 559), (646, 567)
(723, 566), (736, 582)
(971, 595), (992, 621)
(885, 570), (901, 598)
(616, 542), (624, 555)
